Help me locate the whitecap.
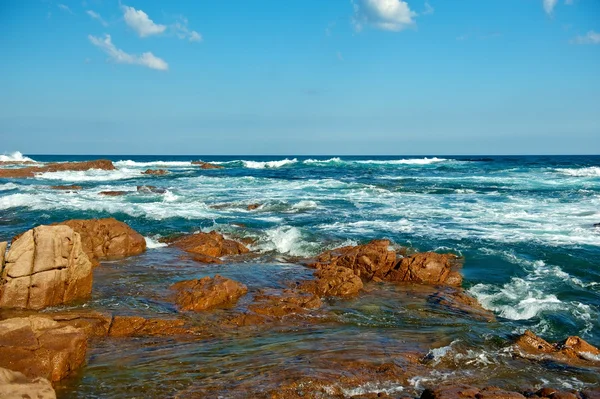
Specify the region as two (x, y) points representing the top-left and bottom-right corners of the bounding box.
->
(0, 183), (20, 191)
(0, 151), (36, 163)
(35, 168), (143, 182)
(355, 157), (448, 165)
(144, 236), (167, 249)
(556, 166), (600, 177)
(115, 160), (194, 168)
(256, 226), (319, 257)
(291, 200), (318, 211)
(241, 158), (298, 169)
(303, 157), (343, 165)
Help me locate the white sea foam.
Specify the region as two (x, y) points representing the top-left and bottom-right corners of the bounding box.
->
(0, 151), (36, 163)
(35, 168), (143, 182)
(241, 158), (298, 169)
(257, 226), (318, 257)
(115, 160), (194, 168)
(355, 157), (448, 165)
(291, 200), (318, 211)
(144, 236), (167, 249)
(339, 382), (404, 396)
(303, 157), (343, 164)
(162, 190), (179, 202)
(0, 183), (20, 191)
(556, 166), (600, 177)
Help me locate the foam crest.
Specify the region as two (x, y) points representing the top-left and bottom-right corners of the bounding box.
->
(115, 160), (193, 168)
(241, 158), (298, 169)
(257, 226), (319, 257)
(0, 151), (36, 163)
(303, 157), (343, 165)
(355, 157), (448, 165)
(144, 236), (168, 249)
(291, 200), (318, 211)
(35, 168), (143, 182)
(556, 166), (600, 177)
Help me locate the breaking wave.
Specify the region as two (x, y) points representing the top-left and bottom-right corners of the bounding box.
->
(0, 151), (36, 163)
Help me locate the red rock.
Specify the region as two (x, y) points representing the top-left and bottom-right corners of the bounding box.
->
(0, 159), (115, 179)
(142, 169), (168, 175)
(514, 330), (600, 365)
(170, 275), (248, 312)
(0, 367), (56, 399)
(0, 226), (92, 310)
(247, 203), (261, 210)
(299, 266), (364, 297)
(247, 289), (322, 318)
(50, 185), (82, 191)
(192, 161), (224, 169)
(171, 231), (249, 259)
(55, 218), (146, 265)
(108, 316), (200, 337)
(99, 190), (128, 196)
(388, 252), (462, 286)
(0, 316), (87, 382)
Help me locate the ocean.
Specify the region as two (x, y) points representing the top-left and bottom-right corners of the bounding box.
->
(1, 152), (599, 396)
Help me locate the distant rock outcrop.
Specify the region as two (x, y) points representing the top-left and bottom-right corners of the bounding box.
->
(0, 159), (115, 178)
(142, 169), (168, 175)
(192, 161), (224, 169)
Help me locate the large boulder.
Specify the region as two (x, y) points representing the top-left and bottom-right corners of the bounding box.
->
(0, 225), (92, 310)
(388, 252), (462, 286)
(55, 218), (146, 265)
(171, 231), (249, 262)
(170, 275), (248, 312)
(0, 367), (56, 399)
(0, 316), (87, 382)
(0, 159), (115, 178)
(514, 330), (600, 365)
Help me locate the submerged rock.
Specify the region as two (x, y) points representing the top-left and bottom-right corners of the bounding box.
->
(192, 161), (224, 169)
(171, 231), (249, 261)
(50, 184), (82, 191)
(421, 385), (526, 399)
(0, 225), (92, 310)
(170, 275), (248, 312)
(0, 367), (56, 399)
(142, 168), (168, 175)
(0, 316), (87, 382)
(137, 185), (167, 194)
(99, 190), (128, 196)
(514, 330), (600, 365)
(247, 203), (261, 210)
(54, 218), (146, 266)
(0, 159), (115, 178)
(108, 316), (203, 337)
(427, 287), (496, 322)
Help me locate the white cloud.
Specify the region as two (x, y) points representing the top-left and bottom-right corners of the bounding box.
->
(86, 10), (108, 27)
(572, 30), (600, 45)
(173, 17), (202, 42)
(88, 34), (168, 71)
(352, 0), (417, 32)
(423, 2), (434, 15)
(543, 0), (558, 14)
(122, 5), (166, 37)
(58, 4), (74, 14)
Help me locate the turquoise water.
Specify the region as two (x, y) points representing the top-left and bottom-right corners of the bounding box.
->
(1, 154), (599, 396)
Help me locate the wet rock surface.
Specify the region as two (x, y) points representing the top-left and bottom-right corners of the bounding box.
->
(0, 367), (56, 399)
(514, 330), (600, 365)
(299, 265), (364, 297)
(0, 159), (115, 178)
(50, 185), (82, 191)
(99, 190), (128, 196)
(192, 161), (224, 169)
(171, 230), (249, 260)
(142, 168), (168, 175)
(427, 287), (496, 321)
(0, 225), (93, 310)
(170, 275), (248, 311)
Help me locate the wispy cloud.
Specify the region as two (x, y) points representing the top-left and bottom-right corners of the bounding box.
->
(122, 5), (167, 38)
(571, 30), (600, 45)
(423, 2), (434, 15)
(352, 0), (417, 32)
(172, 17), (202, 42)
(543, 0), (558, 15)
(88, 34), (168, 71)
(86, 10), (108, 27)
(57, 4), (74, 14)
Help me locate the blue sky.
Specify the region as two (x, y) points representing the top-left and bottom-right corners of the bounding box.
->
(1, 0), (599, 155)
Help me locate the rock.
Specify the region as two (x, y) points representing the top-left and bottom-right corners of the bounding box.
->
(427, 287), (496, 321)
(248, 289), (322, 318)
(142, 169), (168, 175)
(170, 275), (248, 312)
(0, 316), (87, 382)
(307, 241), (462, 286)
(137, 185), (167, 194)
(421, 385), (526, 399)
(582, 389), (600, 399)
(514, 330), (600, 365)
(299, 266), (364, 297)
(0, 241), (6, 269)
(171, 231), (249, 259)
(50, 184), (82, 191)
(55, 218), (146, 266)
(192, 161), (224, 169)
(189, 254), (224, 264)
(306, 240), (397, 281)
(0, 367), (56, 399)
(99, 190), (128, 196)
(0, 159), (115, 179)
(108, 316), (201, 337)
(0, 225), (92, 310)
(247, 203), (261, 210)
(387, 252), (462, 286)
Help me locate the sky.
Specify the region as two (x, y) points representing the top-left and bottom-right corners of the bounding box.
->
(0, 0), (599, 155)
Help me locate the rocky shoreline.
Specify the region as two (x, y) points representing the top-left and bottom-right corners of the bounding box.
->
(1, 159), (599, 398)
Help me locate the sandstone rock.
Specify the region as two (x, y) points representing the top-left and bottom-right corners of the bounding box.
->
(427, 287), (496, 322)
(0, 241), (6, 269)
(137, 185), (166, 194)
(0, 367), (56, 399)
(171, 231), (249, 259)
(0, 225), (92, 310)
(247, 289), (322, 318)
(99, 190), (128, 196)
(388, 252), (462, 286)
(299, 266), (363, 297)
(514, 330), (600, 365)
(0, 159), (115, 179)
(142, 169), (168, 175)
(192, 161), (224, 169)
(108, 316), (200, 337)
(170, 275), (248, 312)
(55, 218), (146, 265)
(50, 185), (82, 191)
(0, 316), (87, 382)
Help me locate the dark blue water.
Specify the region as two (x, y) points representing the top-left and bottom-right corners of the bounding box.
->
(1, 153), (599, 396)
